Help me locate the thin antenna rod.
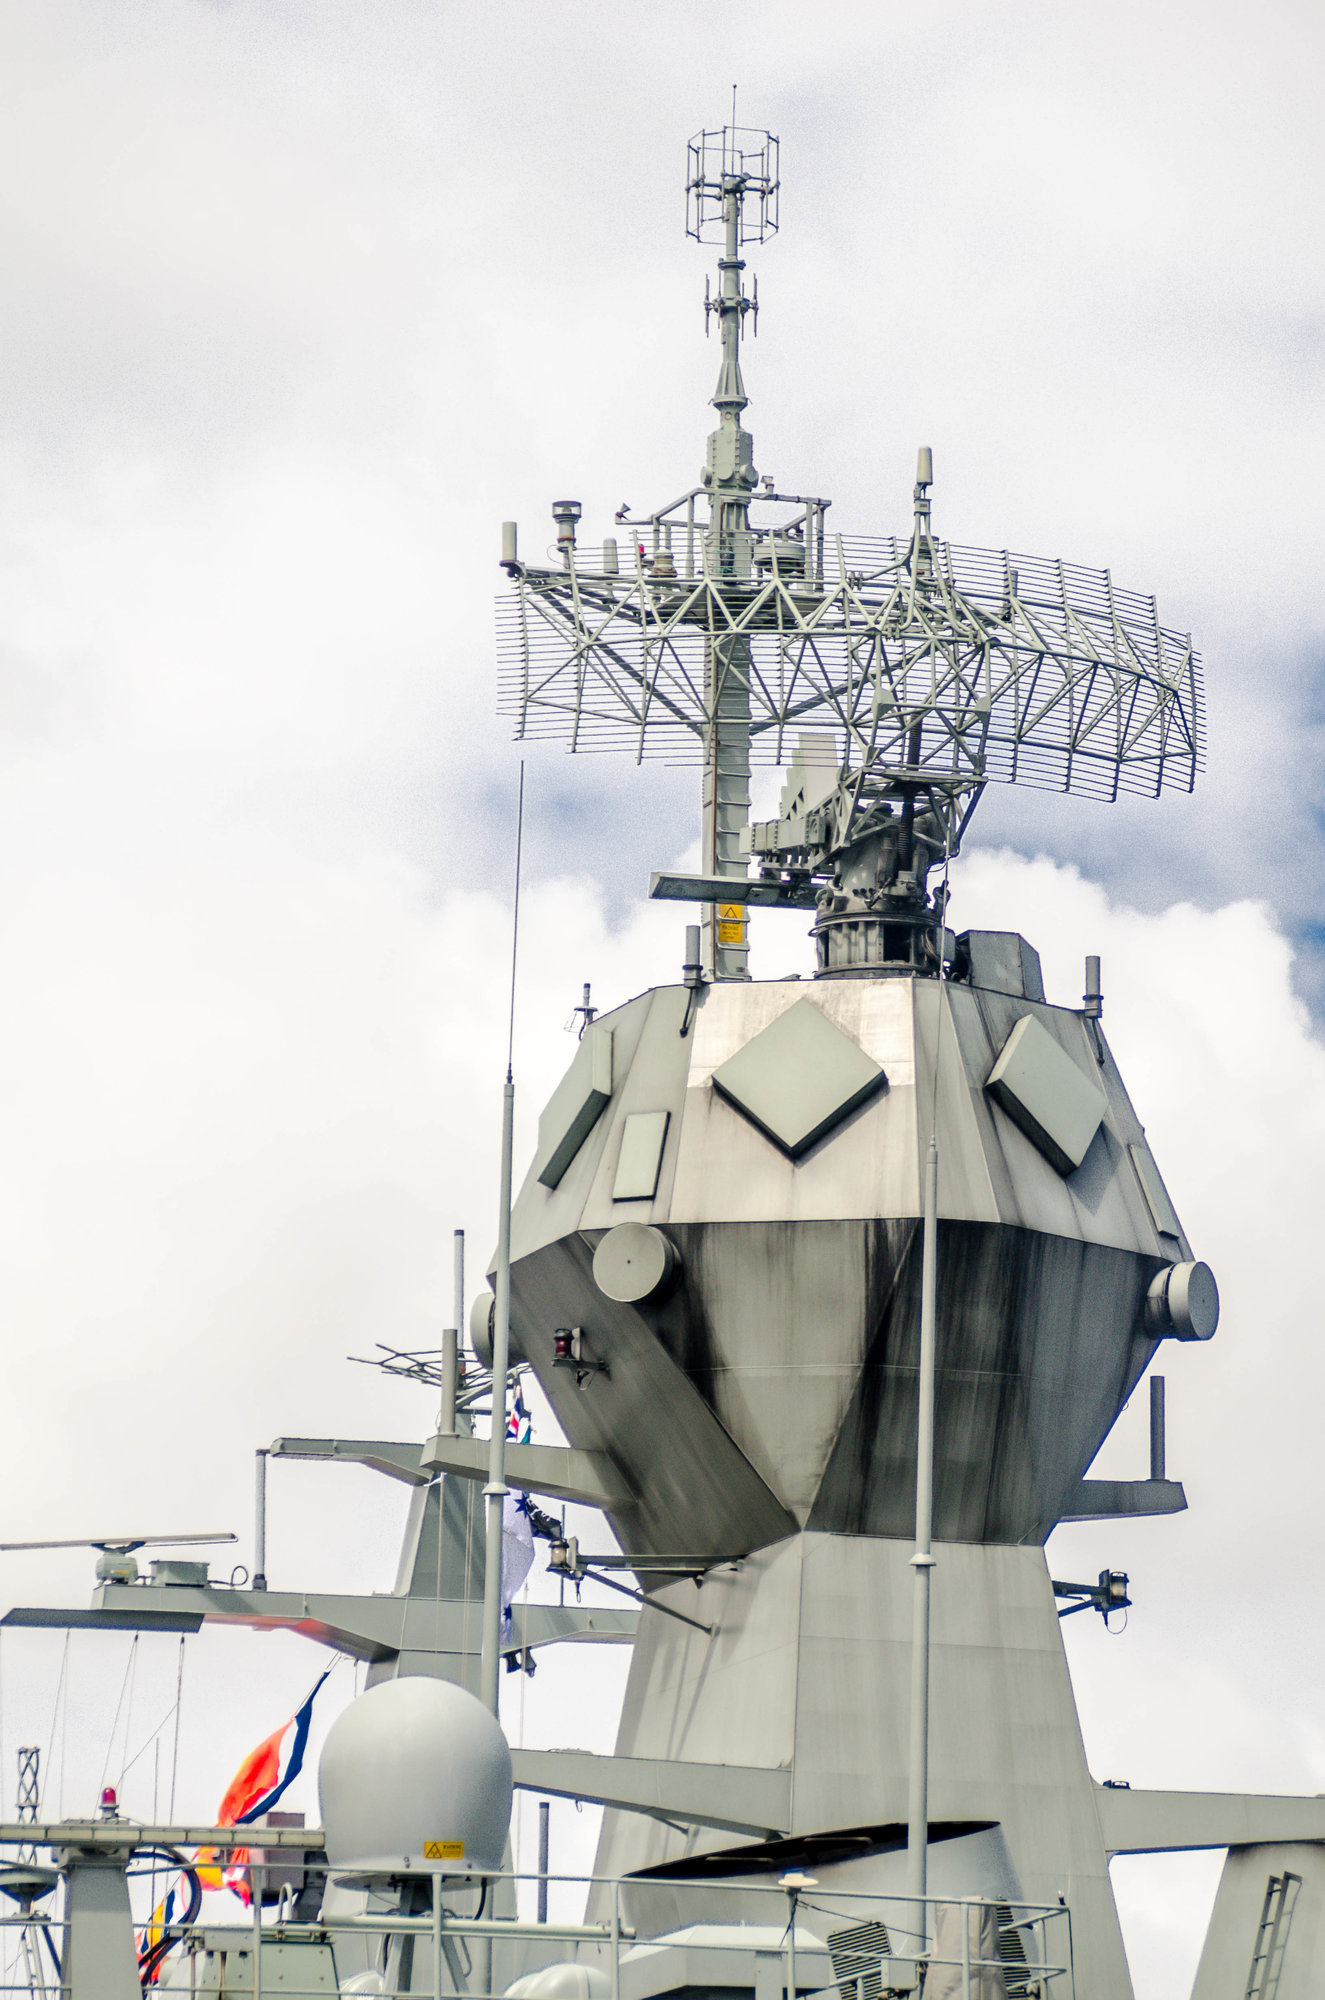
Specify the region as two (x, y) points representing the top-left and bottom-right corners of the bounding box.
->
(1150, 1374), (1166, 1482)
(253, 1450), (268, 1592)
(481, 764), (526, 1715)
(440, 1228), (464, 1434)
(537, 1798), (551, 1924)
(506, 764), (526, 1079)
(905, 805), (955, 1952)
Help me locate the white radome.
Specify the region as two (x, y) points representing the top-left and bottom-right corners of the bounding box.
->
(507, 1966), (611, 1998)
(318, 1676), (512, 1875)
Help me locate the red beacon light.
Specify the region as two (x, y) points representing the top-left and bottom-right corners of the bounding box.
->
(552, 1326), (608, 1386)
(99, 1786), (119, 1818)
(552, 1329), (577, 1366)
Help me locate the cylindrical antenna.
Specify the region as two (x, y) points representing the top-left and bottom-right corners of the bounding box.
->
(1150, 1375), (1166, 1483)
(440, 1329), (459, 1436)
(912, 448), (935, 578)
(482, 1078), (516, 1714)
(500, 522), (518, 570)
(537, 1798), (551, 1924)
(438, 1227), (464, 1435)
(552, 500), (581, 567)
(253, 1449), (268, 1591)
(1084, 955), (1103, 1020)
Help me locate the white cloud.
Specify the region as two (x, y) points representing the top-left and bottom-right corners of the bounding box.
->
(0, 3), (1322, 1989)
(1, 0), (1321, 928)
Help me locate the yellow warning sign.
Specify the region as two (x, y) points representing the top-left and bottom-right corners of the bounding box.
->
(717, 903), (746, 946)
(423, 1840), (465, 1860)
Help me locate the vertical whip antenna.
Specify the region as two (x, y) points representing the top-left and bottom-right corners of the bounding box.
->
(482, 763), (525, 1716)
(687, 124), (779, 477)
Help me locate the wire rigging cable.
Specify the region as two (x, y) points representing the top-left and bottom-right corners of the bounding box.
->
(168, 1635), (185, 1821)
(99, 1630), (140, 1801)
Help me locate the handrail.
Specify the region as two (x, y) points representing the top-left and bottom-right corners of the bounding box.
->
(0, 1852), (1075, 2000)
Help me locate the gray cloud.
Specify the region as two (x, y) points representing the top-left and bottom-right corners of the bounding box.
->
(0, 3), (1322, 1990)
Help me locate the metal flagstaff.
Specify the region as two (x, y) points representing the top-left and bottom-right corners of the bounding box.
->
(905, 775), (955, 1960)
(481, 763), (525, 1715)
(905, 1122), (939, 1957)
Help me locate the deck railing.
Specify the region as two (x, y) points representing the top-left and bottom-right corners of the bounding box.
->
(0, 1832), (1073, 2000)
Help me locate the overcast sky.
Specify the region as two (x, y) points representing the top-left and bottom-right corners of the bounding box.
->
(0, 4), (1321, 1996)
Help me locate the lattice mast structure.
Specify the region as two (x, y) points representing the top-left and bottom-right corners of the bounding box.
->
(687, 129), (774, 979)
(15, 1747), (38, 1864)
(497, 127), (1203, 977)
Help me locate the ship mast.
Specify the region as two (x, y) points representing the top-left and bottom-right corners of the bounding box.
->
(688, 125), (779, 979)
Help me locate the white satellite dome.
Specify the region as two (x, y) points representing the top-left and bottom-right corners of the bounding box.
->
(507, 1965), (611, 1998)
(318, 1676), (512, 1875)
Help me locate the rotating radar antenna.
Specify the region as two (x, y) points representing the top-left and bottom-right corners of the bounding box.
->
(496, 121), (1203, 980)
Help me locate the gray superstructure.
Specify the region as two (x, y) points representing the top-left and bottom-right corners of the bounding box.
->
(480, 116), (1317, 2000)
(495, 944), (1196, 1992)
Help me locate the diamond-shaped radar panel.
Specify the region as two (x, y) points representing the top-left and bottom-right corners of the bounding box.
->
(712, 1000), (886, 1159)
(985, 1013), (1106, 1176)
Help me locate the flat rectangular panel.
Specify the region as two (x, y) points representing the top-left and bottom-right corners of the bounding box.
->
(712, 999), (886, 1160)
(648, 871), (811, 909)
(985, 1014), (1106, 1176)
(613, 1110), (670, 1201)
(535, 1025), (613, 1189)
(1128, 1142), (1180, 1237)
(0, 1606), (204, 1633)
(960, 930), (1045, 1002)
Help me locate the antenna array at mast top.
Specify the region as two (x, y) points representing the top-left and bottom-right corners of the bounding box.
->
(686, 126), (780, 244)
(497, 121), (1203, 981)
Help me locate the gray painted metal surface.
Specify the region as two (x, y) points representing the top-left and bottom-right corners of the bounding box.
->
(505, 975), (1189, 1555)
(613, 1112), (671, 1201)
(1097, 1791), (1325, 1854)
(60, 1853), (141, 1999)
(710, 998), (886, 1157)
(1192, 1845), (1325, 1998)
(1057, 1477), (1186, 1521)
(3, 1428), (637, 1682)
(592, 1223), (679, 1305)
(586, 1535), (1126, 1983)
(537, 1026), (614, 1189)
(270, 1437), (434, 1485)
(509, 1749), (791, 1839)
(958, 931), (1046, 1003)
(3, 1585), (636, 1685)
(421, 1434), (630, 1510)
(0, 1822), (318, 1847)
(488, 961), (1218, 1999)
(985, 1013), (1108, 1175)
